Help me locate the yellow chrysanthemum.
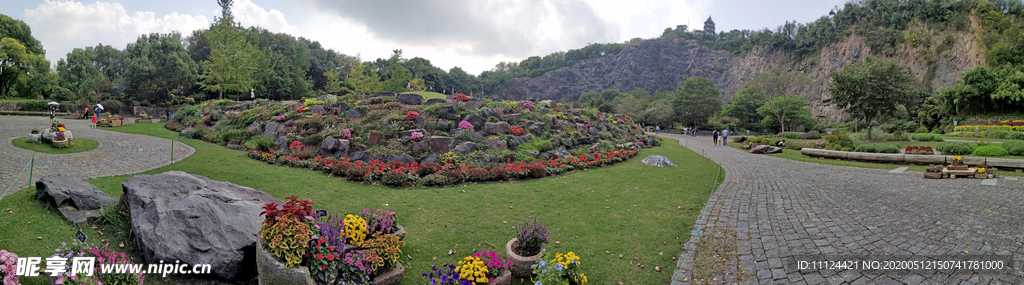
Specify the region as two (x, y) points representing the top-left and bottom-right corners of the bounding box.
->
(456, 256), (490, 285)
(344, 214), (368, 246)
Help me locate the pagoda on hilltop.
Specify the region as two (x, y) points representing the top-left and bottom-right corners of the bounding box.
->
(704, 16), (716, 36)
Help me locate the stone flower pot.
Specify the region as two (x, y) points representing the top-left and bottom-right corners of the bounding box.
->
(52, 138), (70, 148)
(371, 262), (405, 285)
(345, 225), (406, 252)
(975, 173), (987, 179)
(256, 239), (316, 285)
(923, 172), (941, 179)
(505, 238), (544, 278)
(489, 268), (512, 285)
(28, 133), (41, 142)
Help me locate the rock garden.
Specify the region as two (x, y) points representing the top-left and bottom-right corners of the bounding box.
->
(164, 93), (659, 187)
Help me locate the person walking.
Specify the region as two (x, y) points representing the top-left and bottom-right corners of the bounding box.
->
(250, 89), (255, 101)
(656, 125), (661, 134)
(712, 129), (720, 146)
(722, 129), (730, 145)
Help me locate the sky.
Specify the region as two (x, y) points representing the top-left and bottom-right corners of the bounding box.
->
(2, 0), (850, 75)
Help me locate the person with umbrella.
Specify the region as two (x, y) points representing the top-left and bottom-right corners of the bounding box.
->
(47, 102), (59, 124)
(95, 104), (104, 127)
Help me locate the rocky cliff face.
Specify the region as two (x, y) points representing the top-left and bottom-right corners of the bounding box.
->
(496, 22), (986, 124)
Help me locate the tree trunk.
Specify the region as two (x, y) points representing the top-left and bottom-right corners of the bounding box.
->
(865, 116), (873, 141)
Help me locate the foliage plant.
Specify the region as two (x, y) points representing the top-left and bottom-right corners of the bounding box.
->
(362, 232), (405, 274)
(1001, 140), (1024, 156)
(421, 264), (473, 285)
(454, 94), (469, 102)
(359, 207), (398, 235)
(344, 214), (369, 246)
(911, 133), (943, 141)
(259, 196), (315, 268)
(514, 216), (549, 256)
(937, 143), (974, 155)
(973, 145), (1008, 156)
(406, 111), (420, 121)
(853, 143), (900, 154)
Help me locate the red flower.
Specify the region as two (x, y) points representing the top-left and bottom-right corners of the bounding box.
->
(321, 264), (326, 271)
(327, 253), (335, 261)
(317, 253), (324, 260)
(319, 237), (327, 245)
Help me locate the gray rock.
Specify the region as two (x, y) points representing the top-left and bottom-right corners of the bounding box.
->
(484, 121), (511, 135)
(501, 113), (522, 122)
(483, 139), (508, 151)
(335, 102), (348, 113)
(384, 153), (416, 164)
(382, 119), (392, 130)
(226, 144), (244, 150)
(372, 91), (396, 97)
(481, 108), (498, 119)
(309, 105), (325, 115)
(425, 98), (446, 105)
(263, 122), (280, 139)
(526, 121), (546, 135)
(396, 93), (423, 105)
(562, 137), (574, 148)
(345, 109), (362, 119)
(428, 136), (454, 154)
(256, 239), (316, 285)
(578, 136), (599, 145)
(349, 151), (371, 162)
(411, 141), (430, 156)
(438, 105), (460, 120)
(454, 142), (478, 154)
(555, 148), (572, 158)
(122, 171), (282, 280)
(180, 127), (193, 138)
(641, 155), (676, 167)
(247, 121), (262, 133)
(36, 174), (116, 225)
(465, 98), (483, 109)
(507, 134), (532, 148)
(421, 155), (440, 164)
(750, 145), (783, 154)
(319, 137), (349, 158)
(464, 114), (486, 129)
(275, 136), (289, 151)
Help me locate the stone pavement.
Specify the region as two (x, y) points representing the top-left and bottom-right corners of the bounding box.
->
(1, 116), (194, 196)
(662, 133), (1024, 285)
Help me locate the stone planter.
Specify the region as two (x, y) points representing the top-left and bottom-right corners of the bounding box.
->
(344, 225), (406, 252)
(52, 138), (70, 148)
(371, 262), (405, 285)
(110, 119), (123, 127)
(947, 164), (968, 171)
(28, 133), (41, 142)
(975, 173), (987, 179)
(923, 172), (942, 179)
(137, 119), (153, 123)
(256, 239), (316, 285)
(506, 238), (544, 278)
(490, 268), (512, 285)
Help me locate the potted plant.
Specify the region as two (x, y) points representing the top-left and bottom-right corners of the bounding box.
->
(531, 251), (588, 285)
(49, 239), (146, 285)
(420, 264), (472, 285)
(52, 131), (70, 148)
(344, 214), (369, 249)
(1, 249), (21, 285)
(256, 196), (317, 285)
(924, 165), (942, 179)
(974, 167), (987, 179)
(454, 250), (513, 285)
(980, 164), (995, 177)
(309, 212), (346, 285)
(29, 128), (41, 142)
(948, 156), (968, 170)
(362, 232), (406, 285)
(506, 216), (549, 278)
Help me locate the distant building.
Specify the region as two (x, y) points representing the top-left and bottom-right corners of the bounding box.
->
(704, 16), (715, 36)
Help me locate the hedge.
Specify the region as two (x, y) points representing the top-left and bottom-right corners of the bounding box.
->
(1002, 140), (1024, 156)
(910, 133), (943, 141)
(936, 142), (974, 155)
(973, 145), (1008, 156)
(782, 132), (805, 139)
(853, 143), (900, 154)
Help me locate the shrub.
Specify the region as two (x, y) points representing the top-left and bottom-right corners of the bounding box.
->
(985, 130), (1010, 139)
(1002, 140), (1024, 156)
(219, 130), (245, 145)
(973, 145), (1008, 156)
(783, 132), (805, 139)
(914, 126), (930, 133)
(911, 133), (943, 141)
(164, 122), (184, 132)
(381, 169), (410, 187)
(259, 196), (314, 268)
(421, 173), (451, 187)
(824, 130), (857, 149)
(245, 136), (275, 152)
(936, 142), (974, 155)
(517, 137), (553, 152)
(799, 131), (821, 139)
(854, 143), (900, 153)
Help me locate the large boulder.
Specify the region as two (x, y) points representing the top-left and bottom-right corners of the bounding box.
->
(121, 171), (282, 280)
(578, 136), (599, 145)
(309, 105), (326, 115)
(437, 105), (460, 120)
(345, 109), (362, 119)
(425, 98), (446, 105)
(274, 136), (289, 151)
(263, 122), (280, 138)
(368, 131), (383, 145)
(483, 139), (508, 151)
(507, 134), (532, 148)
(421, 155), (440, 164)
(525, 121), (546, 135)
(464, 115), (486, 129)
(484, 121), (511, 135)
(396, 93), (423, 105)
(246, 121), (262, 133)
(411, 141), (430, 156)
(36, 174), (117, 225)
(502, 113), (522, 122)
(750, 145), (783, 154)
(335, 102), (348, 113)
(465, 98), (484, 109)
(349, 151), (371, 162)
(428, 136), (454, 154)
(454, 142), (478, 154)
(481, 108), (498, 119)
(641, 155), (676, 167)
(319, 137), (350, 158)
(384, 153), (416, 164)
(372, 91), (396, 97)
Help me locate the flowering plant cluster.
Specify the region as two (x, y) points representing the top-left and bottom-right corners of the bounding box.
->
(421, 264), (473, 285)
(520, 102), (536, 111)
(54, 131), (66, 141)
(248, 148), (638, 188)
(531, 252), (587, 285)
(51, 120), (65, 132)
(406, 111), (420, 121)
(454, 94), (470, 102)
(465, 250), (511, 283)
(50, 240), (145, 285)
(339, 250), (373, 284)
(297, 105), (307, 112)
(1, 250), (19, 285)
(309, 211), (346, 284)
(164, 122), (184, 132)
(514, 216), (549, 256)
(344, 214), (369, 246)
(905, 146), (934, 155)
(976, 167), (987, 174)
(341, 128), (353, 140)
(259, 196), (315, 268)
(360, 207), (398, 235)
(276, 115), (287, 121)
(510, 126), (524, 136)
(411, 131), (424, 141)
(458, 120), (474, 131)
(952, 156), (963, 164)
(926, 165), (943, 172)
(455, 256), (489, 284)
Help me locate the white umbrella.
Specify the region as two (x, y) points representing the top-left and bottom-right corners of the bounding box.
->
(47, 101), (59, 106)
(95, 104), (104, 111)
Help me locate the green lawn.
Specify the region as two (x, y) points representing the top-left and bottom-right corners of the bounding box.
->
(11, 137), (99, 154)
(408, 91), (447, 100)
(2, 123), (723, 285)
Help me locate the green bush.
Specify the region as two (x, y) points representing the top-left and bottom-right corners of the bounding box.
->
(914, 126), (930, 133)
(936, 142), (973, 155)
(783, 132), (805, 139)
(218, 130), (245, 145)
(1009, 132), (1024, 141)
(18, 100), (49, 111)
(244, 136), (275, 152)
(825, 130), (857, 149)
(910, 133), (943, 141)
(985, 130), (1009, 139)
(517, 137), (553, 152)
(853, 143), (900, 153)
(1002, 140), (1024, 156)
(973, 145), (1008, 156)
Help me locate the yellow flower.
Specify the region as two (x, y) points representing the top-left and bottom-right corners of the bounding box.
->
(58, 127), (65, 132)
(344, 214), (368, 246)
(456, 256), (489, 284)
(976, 167), (986, 174)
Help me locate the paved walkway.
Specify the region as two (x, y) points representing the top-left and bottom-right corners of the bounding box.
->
(1, 116), (194, 196)
(663, 133), (1024, 285)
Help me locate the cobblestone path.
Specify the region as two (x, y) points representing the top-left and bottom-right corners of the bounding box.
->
(1, 117), (194, 195)
(662, 133), (1024, 285)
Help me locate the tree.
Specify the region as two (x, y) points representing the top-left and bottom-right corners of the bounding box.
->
(346, 60), (381, 95)
(124, 33), (198, 105)
(408, 78), (426, 91)
(673, 77), (722, 128)
(0, 14), (47, 98)
(756, 95), (813, 132)
(642, 99), (676, 128)
(743, 68), (811, 133)
(721, 86), (766, 131)
(829, 58), (917, 140)
(199, 0), (258, 100)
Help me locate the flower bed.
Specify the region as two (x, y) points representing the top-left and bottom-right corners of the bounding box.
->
(905, 146), (934, 155)
(249, 149), (638, 187)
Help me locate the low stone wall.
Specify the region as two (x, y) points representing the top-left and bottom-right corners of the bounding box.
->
(800, 148), (1024, 170)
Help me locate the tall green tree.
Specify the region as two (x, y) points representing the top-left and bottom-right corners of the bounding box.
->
(742, 68), (811, 133)
(721, 86), (767, 131)
(829, 58), (917, 140)
(756, 95), (813, 132)
(383, 50), (411, 93)
(0, 14), (47, 98)
(199, 0), (258, 100)
(346, 60), (381, 95)
(124, 32), (198, 105)
(673, 77), (722, 128)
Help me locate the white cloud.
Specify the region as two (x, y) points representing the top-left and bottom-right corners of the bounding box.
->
(232, 0), (301, 36)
